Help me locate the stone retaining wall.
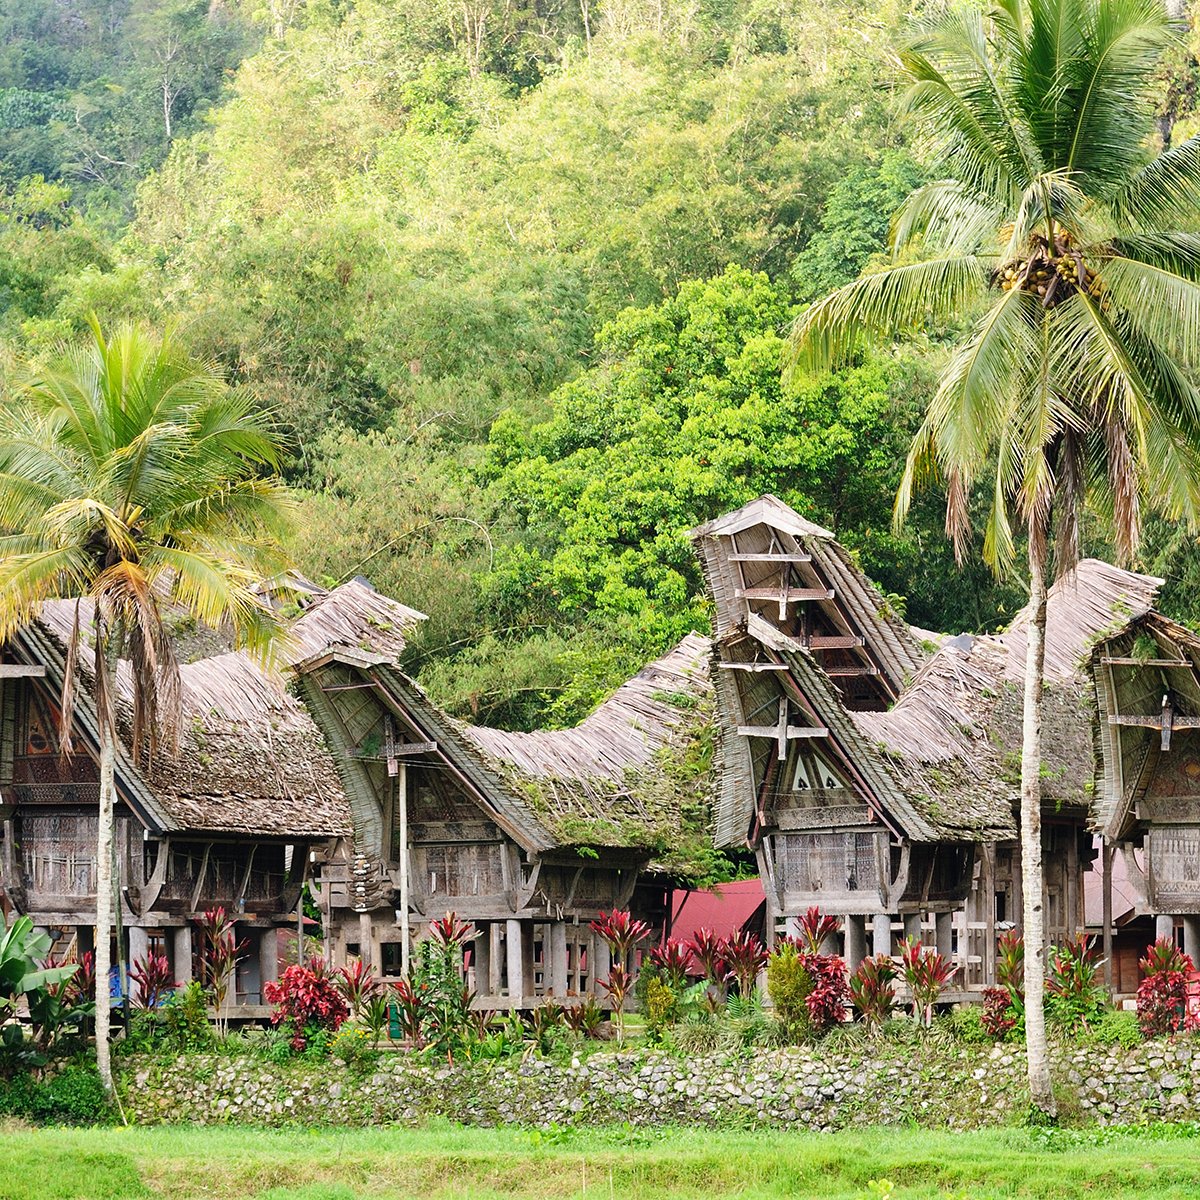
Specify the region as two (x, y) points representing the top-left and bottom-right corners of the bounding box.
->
(121, 1040), (1200, 1129)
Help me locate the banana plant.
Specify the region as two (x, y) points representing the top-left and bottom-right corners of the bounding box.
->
(0, 915), (78, 1017)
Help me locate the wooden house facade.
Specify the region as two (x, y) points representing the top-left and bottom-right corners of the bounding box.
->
(296, 615), (713, 1008)
(691, 495), (1159, 987)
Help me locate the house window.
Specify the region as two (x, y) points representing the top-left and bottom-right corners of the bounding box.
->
(381, 943), (404, 976)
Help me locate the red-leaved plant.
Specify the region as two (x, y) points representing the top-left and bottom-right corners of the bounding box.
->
(194, 907), (248, 1021)
(720, 930), (768, 998)
(801, 951), (849, 1030)
(129, 952), (177, 1010)
(336, 959), (382, 1020)
(901, 937), (956, 1027)
(795, 907), (841, 955)
(600, 963), (635, 1041)
(428, 912), (476, 948)
(1137, 938), (1197, 1038)
(688, 928), (724, 982)
(264, 958), (350, 1052)
(648, 938), (692, 989)
(849, 954), (898, 1029)
(589, 910), (651, 966)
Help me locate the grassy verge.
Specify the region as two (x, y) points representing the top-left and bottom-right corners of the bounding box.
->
(3, 1121), (1200, 1200)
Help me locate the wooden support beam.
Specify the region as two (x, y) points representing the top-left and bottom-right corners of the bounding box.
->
(1163, 701), (1175, 751)
(728, 551), (811, 563)
(1101, 657), (1190, 668)
(825, 665), (879, 677)
(1108, 715), (1200, 729)
(735, 587), (834, 603)
(718, 661), (788, 672)
(807, 635), (864, 650)
(0, 664), (45, 678)
(736, 724), (829, 739)
(349, 740), (437, 761)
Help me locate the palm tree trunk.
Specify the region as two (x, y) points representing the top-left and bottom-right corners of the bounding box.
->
(95, 705), (116, 1094)
(1021, 533), (1055, 1117)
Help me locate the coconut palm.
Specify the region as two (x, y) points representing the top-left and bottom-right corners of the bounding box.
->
(789, 0), (1200, 1116)
(0, 318), (292, 1091)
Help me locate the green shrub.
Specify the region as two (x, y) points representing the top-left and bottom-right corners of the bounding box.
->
(161, 982), (214, 1054)
(0, 1063), (110, 1124)
(642, 976), (679, 1039)
(765, 944), (812, 1041)
(947, 1004), (992, 1045)
(1087, 1008), (1142, 1049)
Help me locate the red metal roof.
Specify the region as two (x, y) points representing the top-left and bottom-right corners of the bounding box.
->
(670, 879), (766, 946)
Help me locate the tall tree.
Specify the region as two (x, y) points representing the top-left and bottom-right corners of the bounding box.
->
(790, 0), (1200, 1116)
(0, 318), (291, 1091)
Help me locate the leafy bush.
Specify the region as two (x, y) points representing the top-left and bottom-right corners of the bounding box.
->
(0, 1063), (110, 1124)
(850, 955), (898, 1029)
(161, 982), (214, 1053)
(792, 907), (841, 955)
(947, 1004), (991, 1044)
(1046, 934), (1108, 1033)
(1087, 1008), (1142, 1049)
(997, 930), (1025, 1011)
(129, 953), (176, 1010)
(331, 1026), (375, 1068)
(1137, 939), (1196, 1038)
(263, 960), (349, 1052)
(647, 939), (691, 989)
(563, 996), (604, 1039)
(766, 944), (813, 1040)
(1, 915), (83, 1070)
(720, 931), (768, 999)
(336, 959), (382, 1021)
(981, 985), (1021, 1040)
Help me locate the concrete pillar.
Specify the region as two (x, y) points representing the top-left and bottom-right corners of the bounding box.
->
(1185, 917), (1200, 965)
(172, 925), (193, 986)
(872, 914), (893, 958)
(549, 922), (569, 996)
(258, 927), (279, 991)
(506, 919), (525, 1005)
(488, 923), (504, 997)
(128, 925), (149, 971)
(903, 913), (923, 944)
(844, 915), (867, 971)
(473, 928), (490, 997)
(935, 912), (954, 960)
(1157, 913), (1176, 944)
(592, 935), (611, 996)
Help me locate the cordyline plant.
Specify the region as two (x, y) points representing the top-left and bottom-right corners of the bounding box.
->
(795, 907), (841, 955)
(1137, 939), (1197, 1038)
(1046, 933), (1107, 1032)
(648, 939), (692, 990)
(901, 938), (956, 1027)
(263, 958), (349, 1052)
(599, 963), (635, 1042)
(336, 959), (382, 1021)
(850, 955), (899, 1030)
(589, 910), (651, 967)
(194, 907), (247, 1032)
(129, 952), (176, 1010)
(721, 931), (768, 999)
(688, 928), (724, 983)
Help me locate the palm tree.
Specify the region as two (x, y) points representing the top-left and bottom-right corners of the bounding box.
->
(789, 0), (1200, 1116)
(0, 318), (292, 1092)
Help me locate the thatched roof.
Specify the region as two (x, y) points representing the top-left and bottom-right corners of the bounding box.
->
(287, 578), (425, 665)
(298, 634), (716, 866)
(1090, 611), (1200, 839)
(856, 559), (1162, 838)
(691, 495), (926, 699)
(463, 633), (714, 858)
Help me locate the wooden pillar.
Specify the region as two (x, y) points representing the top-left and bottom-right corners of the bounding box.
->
(488, 922), (503, 998)
(844, 915), (867, 971)
(259, 927), (279, 991)
(522, 922), (536, 999)
(358, 912), (374, 971)
(1011, 846), (1023, 932)
(506, 918), (525, 1006)
(903, 913), (922, 944)
(128, 925), (149, 972)
(983, 844), (997, 987)
(1066, 826), (1080, 936)
(172, 925), (193, 986)
(935, 912), (953, 960)
(1102, 841), (1114, 992)
(549, 922), (569, 997)
(872, 914), (892, 957)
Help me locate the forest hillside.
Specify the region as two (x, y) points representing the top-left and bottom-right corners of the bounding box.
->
(2, 0), (1199, 729)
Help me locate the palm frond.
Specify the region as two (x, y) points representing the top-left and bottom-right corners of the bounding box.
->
(891, 180), (1003, 254)
(1107, 132), (1200, 230)
(1099, 254), (1200, 367)
(788, 255), (987, 376)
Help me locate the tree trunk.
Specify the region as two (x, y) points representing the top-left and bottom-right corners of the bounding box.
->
(1021, 534), (1055, 1117)
(95, 700), (116, 1094)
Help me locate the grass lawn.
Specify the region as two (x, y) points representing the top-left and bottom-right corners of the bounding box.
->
(4, 1122), (1200, 1200)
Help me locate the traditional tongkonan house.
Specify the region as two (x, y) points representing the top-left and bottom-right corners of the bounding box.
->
(691, 494), (1160, 989)
(1090, 609), (1200, 989)
(0, 595), (365, 1010)
(294, 610), (714, 1007)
